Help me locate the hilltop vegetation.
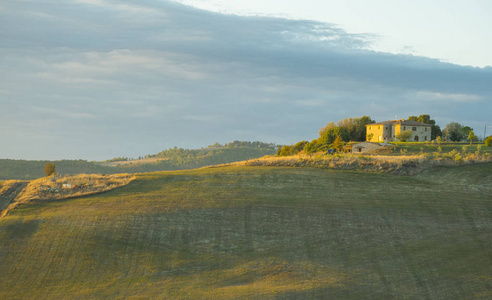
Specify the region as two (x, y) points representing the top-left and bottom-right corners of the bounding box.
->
(0, 163), (490, 298)
(277, 114), (485, 156)
(0, 141), (276, 180)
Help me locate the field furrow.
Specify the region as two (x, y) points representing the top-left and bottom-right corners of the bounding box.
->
(0, 164), (490, 299)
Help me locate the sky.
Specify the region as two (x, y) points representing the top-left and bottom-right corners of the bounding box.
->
(1, 0), (491, 160)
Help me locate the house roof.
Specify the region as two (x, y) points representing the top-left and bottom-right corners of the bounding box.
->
(367, 119), (431, 126)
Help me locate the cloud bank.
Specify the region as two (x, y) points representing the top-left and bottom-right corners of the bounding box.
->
(1, 0), (491, 160)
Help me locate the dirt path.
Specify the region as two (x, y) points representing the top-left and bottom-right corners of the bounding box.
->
(0, 182), (28, 211)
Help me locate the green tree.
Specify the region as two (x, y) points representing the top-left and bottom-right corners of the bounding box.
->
(44, 163), (56, 177)
(396, 130), (413, 142)
(304, 139), (324, 154)
(443, 122), (467, 141)
(467, 131), (478, 145)
(336, 116), (375, 141)
(331, 135), (345, 152)
(321, 116), (375, 142)
(461, 126), (473, 140)
(320, 127), (350, 145)
(278, 146), (293, 156)
(319, 122), (336, 136)
(354, 116), (376, 141)
(485, 136), (492, 147)
(292, 141), (308, 154)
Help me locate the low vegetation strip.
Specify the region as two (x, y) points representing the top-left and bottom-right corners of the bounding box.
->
(16, 174), (135, 203)
(241, 153), (491, 175)
(0, 164), (490, 299)
(0, 181), (28, 214)
(1, 174), (135, 219)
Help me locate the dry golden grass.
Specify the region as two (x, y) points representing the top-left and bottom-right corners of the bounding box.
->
(0, 174), (135, 219)
(15, 173), (135, 204)
(0, 181), (14, 195)
(239, 153), (491, 175)
(0, 180), (23, 195)
(0, 180), (28, 218)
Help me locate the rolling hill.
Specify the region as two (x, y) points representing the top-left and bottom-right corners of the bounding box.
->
(0, 141), (277, 180)
(0, 163), (490, 299)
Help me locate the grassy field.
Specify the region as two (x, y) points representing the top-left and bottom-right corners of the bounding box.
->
(0, 163), (491, 299)
(384, 142), (492, 156)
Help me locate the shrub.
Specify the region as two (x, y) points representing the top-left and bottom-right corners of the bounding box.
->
(485, 136), (492, 147)
(475, 145), (482, 157)
(331, 135), (345, 152)
(443, 149), (458, 160)
(278, 145), (293, 156)
(396, 130), (413, 142)
(43, 163), (56, 177)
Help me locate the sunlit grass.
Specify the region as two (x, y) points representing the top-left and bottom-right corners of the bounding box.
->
(0, 164), (491, 298)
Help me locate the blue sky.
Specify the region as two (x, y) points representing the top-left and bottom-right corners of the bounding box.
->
(1, 0), (491, 160)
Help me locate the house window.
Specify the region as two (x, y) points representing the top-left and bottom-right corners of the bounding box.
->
(425, 136), (427, 140)
(412, 127), (417, 131)
(425, 127), (428, 131)
(404, 126), (406, 130)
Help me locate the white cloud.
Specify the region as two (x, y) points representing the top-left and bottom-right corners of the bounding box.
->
(416, 91), (483, 103)
(0, 0), (491, 159)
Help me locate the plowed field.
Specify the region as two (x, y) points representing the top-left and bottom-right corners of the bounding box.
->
(0, 163), (490, 299)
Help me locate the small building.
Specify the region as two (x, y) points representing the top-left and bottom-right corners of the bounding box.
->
(366, 119), (431, 142)
(343, 145), (353, 153)
(352, 142), (383, 153)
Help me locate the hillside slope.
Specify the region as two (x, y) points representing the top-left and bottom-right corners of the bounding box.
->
(0, 163), (490, 299)
(0, 142), (276, 180)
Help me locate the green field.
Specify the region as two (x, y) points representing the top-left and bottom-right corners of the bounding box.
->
(386, 142), (492, 156)
(0, 163), (491, 299)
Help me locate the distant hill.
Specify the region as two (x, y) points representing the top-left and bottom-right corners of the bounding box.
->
(0, 141), (277, 180)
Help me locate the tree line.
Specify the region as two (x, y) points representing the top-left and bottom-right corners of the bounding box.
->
(277, 114), (487, 156)
(278, 116), (376, 155)
(0, 141), (277, 180)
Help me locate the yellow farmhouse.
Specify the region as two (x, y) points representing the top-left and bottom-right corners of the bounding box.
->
(366, 119), (432, 142)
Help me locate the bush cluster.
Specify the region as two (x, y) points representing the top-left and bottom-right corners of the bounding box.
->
(485, 136), (492, 147)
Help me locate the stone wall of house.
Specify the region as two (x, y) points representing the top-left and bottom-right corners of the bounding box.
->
(395, 124), (431, 142)
(366, 124), (384, 142)
(352, 142), (382, 153)
(367, 121), (432, 142)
